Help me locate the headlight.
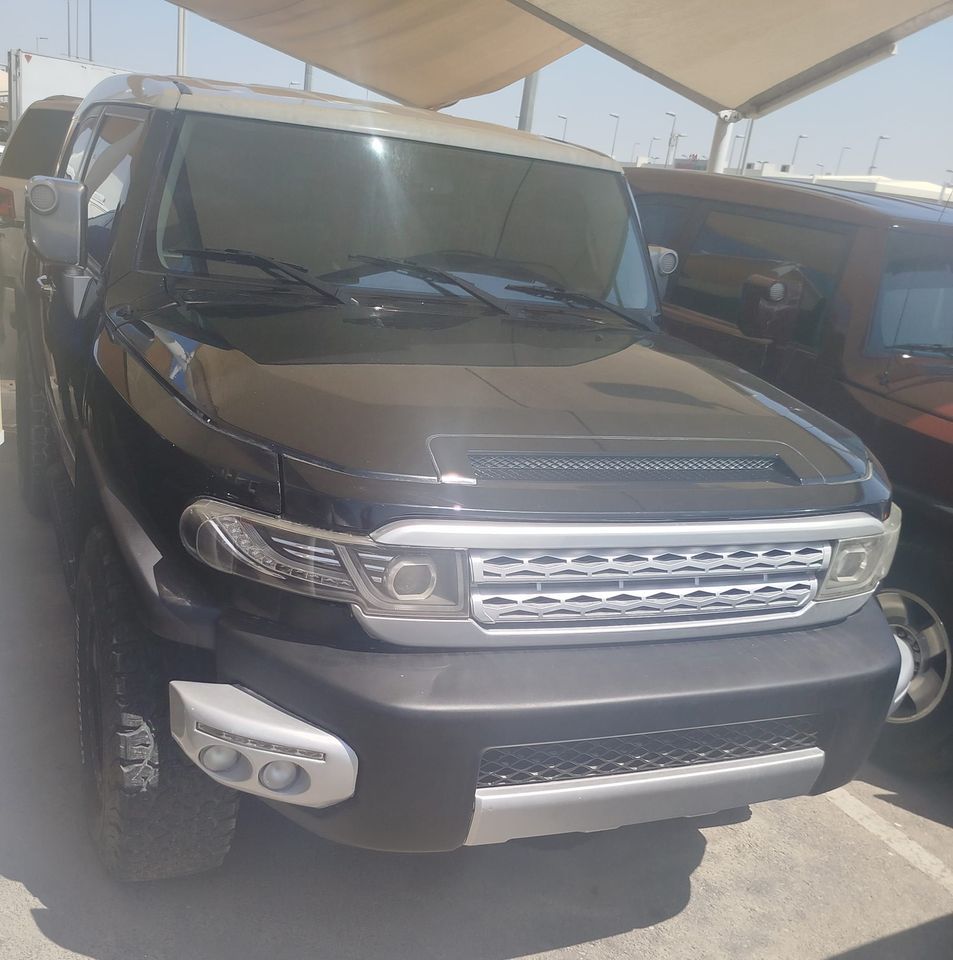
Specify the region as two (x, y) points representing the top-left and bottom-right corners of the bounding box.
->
(180, 499), (467, 618)
(817, 504), (901, 600)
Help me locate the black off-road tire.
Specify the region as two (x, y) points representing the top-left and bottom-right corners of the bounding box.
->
(76, 525), (240, 880)
(873, 541), (953, 776)
(14, 334), (52, 518)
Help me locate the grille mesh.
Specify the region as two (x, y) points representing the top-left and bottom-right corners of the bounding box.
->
(469, 452), (791, 483)
(476, 717), (820, 787)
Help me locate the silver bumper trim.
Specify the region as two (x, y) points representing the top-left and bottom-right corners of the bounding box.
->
(464, 748), (825, 845)
(169, 681), (358, 808)
(354, 592), (873, 648)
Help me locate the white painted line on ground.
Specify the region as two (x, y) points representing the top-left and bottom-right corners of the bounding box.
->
(826, 787), (953, 900)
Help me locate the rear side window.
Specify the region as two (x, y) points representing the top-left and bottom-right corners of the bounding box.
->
(82, 113), (146, 266)
(0, 108), (74, 178)
(62, 113), (100, 180)
(870, 231), (953, 354)
(667, 205), (852, 347)
(635, 194), (698, 248)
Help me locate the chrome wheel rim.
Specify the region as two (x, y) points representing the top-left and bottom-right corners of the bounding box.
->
(878, 589), (951, 724)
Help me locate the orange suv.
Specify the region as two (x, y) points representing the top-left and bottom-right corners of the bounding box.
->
(628, 167), (953, 774)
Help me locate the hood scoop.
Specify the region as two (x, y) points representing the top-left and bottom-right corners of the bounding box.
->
(467, 451), (798, 484)
(429, 435), (816, 487)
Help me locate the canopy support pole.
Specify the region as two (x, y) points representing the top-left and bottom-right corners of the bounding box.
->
(707, 111), (741, 174)
(517, 71), (539, 132)
(303, 64), (314, 91)
(176, 7), (187, 74)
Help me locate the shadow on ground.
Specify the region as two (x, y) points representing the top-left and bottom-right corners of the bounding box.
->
(828, 914), (953, 959)
(0, 442), (705, 960)
(861, 761), (953, 831)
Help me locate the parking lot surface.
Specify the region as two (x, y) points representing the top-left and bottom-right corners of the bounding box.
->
(0, 436), (951, 960)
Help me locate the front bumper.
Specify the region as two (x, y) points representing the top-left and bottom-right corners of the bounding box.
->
(185, 598), (899, 853)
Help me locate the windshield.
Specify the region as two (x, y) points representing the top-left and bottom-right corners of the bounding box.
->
(871, 231), (953, 356)
(148, 114), (653, 317)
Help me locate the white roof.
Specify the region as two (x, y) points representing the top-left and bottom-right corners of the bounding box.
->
(175, 0), (953, 117)
(78, 74), (619, 171)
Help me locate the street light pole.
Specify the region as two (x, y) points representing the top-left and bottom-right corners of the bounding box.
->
(36, 35), (48, 51)
(664, 111), (677, 166)
(176, 7), (187, 74)
(790, 134), (807, 170)
(672, 133), (686, 162)
(728, 134), (744, 170)
(835, 146), (851, 175)
(868, 135), (889, 175)
(557, 114), (568, 141)
(647, 135), (659, 161)
(88, 0), (92, 59)
(66, 0), (72, 57)
(608, 113), (621, 157)
(629, 141), (641, 162)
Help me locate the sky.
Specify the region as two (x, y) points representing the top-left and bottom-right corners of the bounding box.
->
(4, 0), (953, 184)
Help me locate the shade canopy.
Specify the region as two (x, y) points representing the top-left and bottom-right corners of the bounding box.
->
(174, 0), (953, 116)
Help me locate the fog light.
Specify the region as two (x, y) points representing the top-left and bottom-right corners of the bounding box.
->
(200, 744), (240, 773)
(259, 759), (300, 791)
(384, 557), (437, 600)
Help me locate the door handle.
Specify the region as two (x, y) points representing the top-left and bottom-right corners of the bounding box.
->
(36, 274), (55, 301)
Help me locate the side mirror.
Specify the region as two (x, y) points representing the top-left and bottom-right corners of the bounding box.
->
(25, 176), (87, 268)
(648, 245), (679, 300)
(739, 273), (802, 341)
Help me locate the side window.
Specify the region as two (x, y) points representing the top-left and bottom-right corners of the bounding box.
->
(870, 231), (953, 354)
(61, 113), (100, 180)
(635, 194), (698, 249)
(82, 113), (146, 266)
(668, 206), (852, 348)
(0, 109), (75, 178)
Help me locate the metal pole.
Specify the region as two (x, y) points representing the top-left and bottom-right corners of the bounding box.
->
(517, 71), (539, 132)
(868, 135), (888, 175)
(303, 64), (314, 91)
(791, 134), (807, 169)
(728, 134), (744, 171)
(177, 7), (187, 75)
(835, 146), (850, 175)
(557, 114), (568, 140)
(739, 118), (755, 173)
(664, 112), (677, 166)
(88, 0), (92, 59)
(66, 0), (72, 57)
(609, 113), (620, 158)
(707, 111), (739, 174)
(75, 0), (80, 59)
(647, 136), (659, 161)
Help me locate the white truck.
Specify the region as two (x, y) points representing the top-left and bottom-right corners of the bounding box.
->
(4, 50), (123, 136)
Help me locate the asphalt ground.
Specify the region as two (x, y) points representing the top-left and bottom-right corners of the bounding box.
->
(0, 418), (951, 960)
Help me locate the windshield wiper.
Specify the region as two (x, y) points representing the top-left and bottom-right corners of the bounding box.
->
(505, 282), (656, 330)
(170, 247), (348, 304)
(890, 342), (953, 357)
(349, 254), (518, 317)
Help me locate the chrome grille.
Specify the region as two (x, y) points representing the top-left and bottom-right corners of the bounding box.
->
(469, 542), (829, 626)
(468, 452), (792, 482)
(477, 717), (821, 787)
(471, 544), (828, 581)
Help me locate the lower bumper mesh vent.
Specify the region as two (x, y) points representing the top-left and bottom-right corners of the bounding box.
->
(468, 452), (793, 483)
(477, 716), (820, 787)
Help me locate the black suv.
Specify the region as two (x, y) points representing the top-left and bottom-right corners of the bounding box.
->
(14, 74), (906, 880)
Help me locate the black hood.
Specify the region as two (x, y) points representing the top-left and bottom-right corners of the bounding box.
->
(124, 285), (887, 526)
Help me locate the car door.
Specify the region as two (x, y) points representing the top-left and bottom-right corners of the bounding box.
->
(638, 195), (853, 387)
(38, 107), (146, 474)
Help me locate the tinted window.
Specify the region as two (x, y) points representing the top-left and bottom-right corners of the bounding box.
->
(0, 108), (74, 179)
(871, 231), (953, 354)
(150, 114), (653, 314)
(668, 206), (852, 346)
(83, 114), (145, 265)
(635, 194), (697, 248)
